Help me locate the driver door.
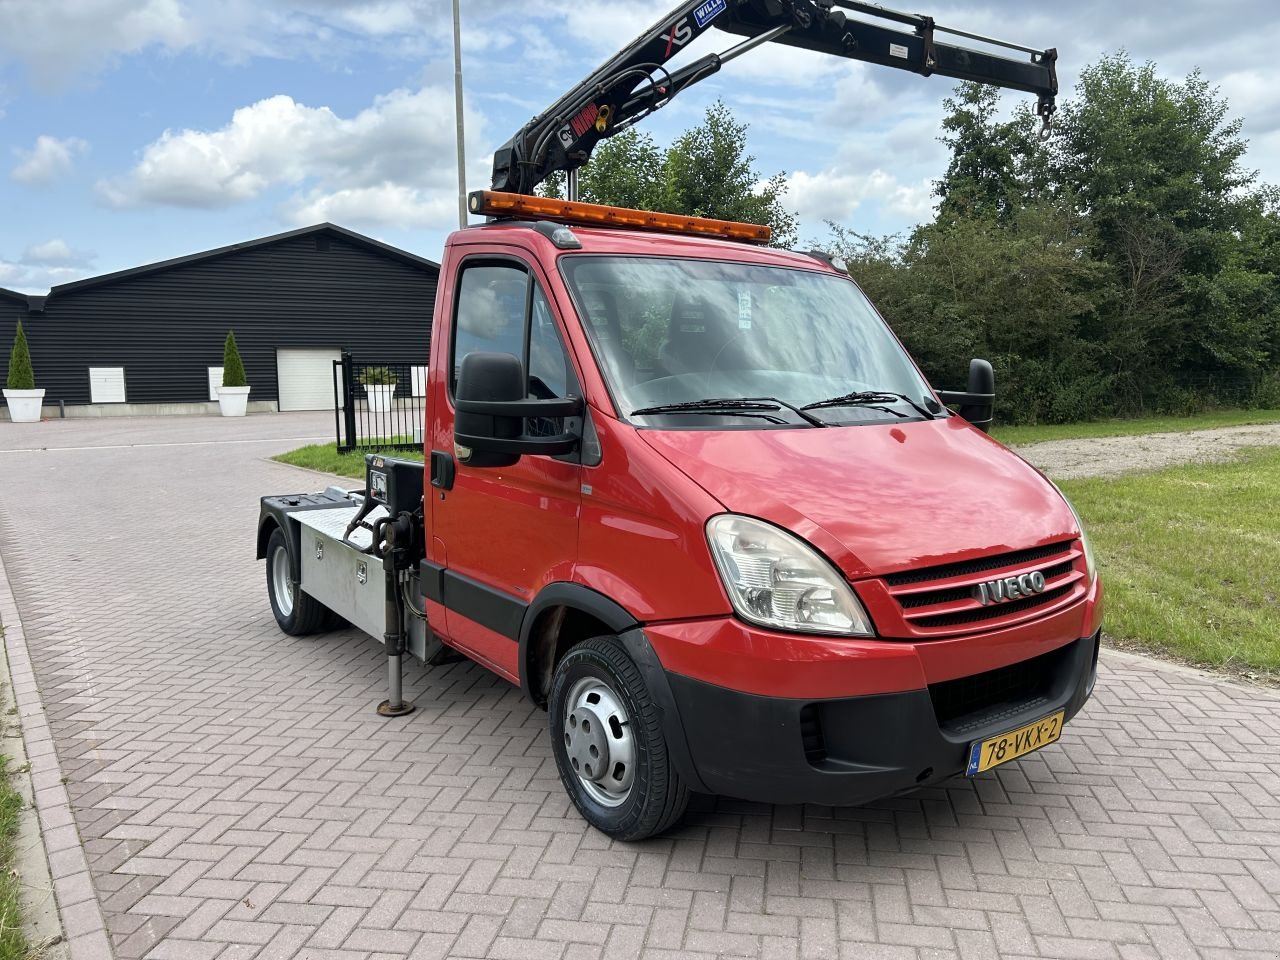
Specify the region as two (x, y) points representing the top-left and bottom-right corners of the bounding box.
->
(428, 254), (582, 681)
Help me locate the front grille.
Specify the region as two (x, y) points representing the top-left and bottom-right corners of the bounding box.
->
(885, 541), (1075, 586)
(879, 541), (1084, 635)
(929, 642), (1072, 732)
(899, 559), (1075, 609)
(913, 583), (1074, 628)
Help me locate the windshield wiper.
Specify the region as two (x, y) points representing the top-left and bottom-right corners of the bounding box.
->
(630, 399), (787, 425)
(801, 391), (936, 420)
(630, 397), (825, 427)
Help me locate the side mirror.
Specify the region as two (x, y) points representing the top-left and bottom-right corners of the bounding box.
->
(454, 352), (583, 467)
(936, 358), (996, 433)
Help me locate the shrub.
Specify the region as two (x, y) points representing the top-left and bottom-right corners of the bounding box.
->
(1252, 373), (1280, 409)
(6, 320), (35, 390)
(222, 331), (247, 388)
(359, 366), (397, 386)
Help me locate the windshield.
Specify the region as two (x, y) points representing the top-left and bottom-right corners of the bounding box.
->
(560, 256), (935, 427)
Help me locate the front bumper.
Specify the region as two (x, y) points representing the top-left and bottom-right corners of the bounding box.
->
(658, 629), (1100, 807)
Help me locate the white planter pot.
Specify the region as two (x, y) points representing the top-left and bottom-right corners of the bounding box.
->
(216, 385), (251, 417)
(3, 387), (45, 423)
(364, 383), (395, 413)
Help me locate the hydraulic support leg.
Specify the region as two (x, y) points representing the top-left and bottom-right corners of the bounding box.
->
(378, 566), (415, 717)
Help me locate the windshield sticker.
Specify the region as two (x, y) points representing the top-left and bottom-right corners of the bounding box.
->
(694, 0), (727, 28)
(738, 290), (752, 330)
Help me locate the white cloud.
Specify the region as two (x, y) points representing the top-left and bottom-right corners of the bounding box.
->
(0, 259), (94, 295)
(330, 1), (420, 36)
(20, 239), (96, 267)
(10, 135), (88, 184)
(788, 169), (935, 234)
(99, 85), (485, 231)
(0, 0), (192, 86)
(1, 237), (97, 294)
(282, 183), (453, 228)
(0, 0), (559, 84)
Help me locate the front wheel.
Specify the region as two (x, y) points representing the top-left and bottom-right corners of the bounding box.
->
(549, 637), (688, 841)
(266, 527), (329, 635)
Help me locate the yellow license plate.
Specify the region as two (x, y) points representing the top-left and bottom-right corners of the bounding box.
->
(966, 710), (1064, 775)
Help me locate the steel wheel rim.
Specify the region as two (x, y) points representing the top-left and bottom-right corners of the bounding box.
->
(563, 676), (636, 807)
(272, 547), (295, 617)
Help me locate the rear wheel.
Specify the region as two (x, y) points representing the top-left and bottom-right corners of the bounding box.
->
(266, 527), (329, 635)
(550, 636), (688, 841)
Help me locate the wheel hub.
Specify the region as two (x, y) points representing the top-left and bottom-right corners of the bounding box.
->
(563, 677), (636, 807)
(565, 703), (610, 781)
(272, 547), (294, 618)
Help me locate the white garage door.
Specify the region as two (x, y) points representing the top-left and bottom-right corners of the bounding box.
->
(276, 348), (343, 411)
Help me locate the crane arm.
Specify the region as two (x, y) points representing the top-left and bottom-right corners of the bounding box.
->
(490, 0), (1057, 196)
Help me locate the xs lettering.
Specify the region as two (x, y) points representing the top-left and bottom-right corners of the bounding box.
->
(975, 570), (1048, 606)
(664, 17), (694, 58)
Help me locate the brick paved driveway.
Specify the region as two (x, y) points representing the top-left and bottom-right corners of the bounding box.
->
(1, 413), (1278, 960)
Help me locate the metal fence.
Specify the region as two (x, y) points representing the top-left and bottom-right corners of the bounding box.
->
(333, 352), (428, 453)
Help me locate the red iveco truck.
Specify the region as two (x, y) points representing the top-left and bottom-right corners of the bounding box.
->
(257, 0), (1103, 840)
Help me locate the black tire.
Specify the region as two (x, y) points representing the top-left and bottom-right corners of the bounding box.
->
(549, 636), (689, 841)
(265, 527), (329, 636)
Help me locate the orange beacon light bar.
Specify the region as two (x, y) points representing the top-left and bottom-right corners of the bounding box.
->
(468, 190), (772, 245)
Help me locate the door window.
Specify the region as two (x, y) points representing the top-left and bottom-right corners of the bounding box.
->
(451, 260), (578, 437)
(528, 286), (574, 436)
(452, 263), (529, 390)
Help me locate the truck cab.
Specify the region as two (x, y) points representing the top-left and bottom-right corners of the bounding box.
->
(258, 200), (1103, 840)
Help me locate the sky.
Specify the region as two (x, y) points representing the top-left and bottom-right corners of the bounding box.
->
(1, 0), (1277, 295)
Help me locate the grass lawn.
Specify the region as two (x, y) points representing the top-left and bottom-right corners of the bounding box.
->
(274, 442), (423, 479)
(0, 756), (27, 960)
(1061, 446), (1280, 679)
(994, 408), (1280, 447)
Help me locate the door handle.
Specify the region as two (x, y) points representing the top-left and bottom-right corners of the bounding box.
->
(430, 450), (455, 490)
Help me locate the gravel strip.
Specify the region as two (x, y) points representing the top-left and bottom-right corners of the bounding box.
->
(1013, 421), (1280, 478)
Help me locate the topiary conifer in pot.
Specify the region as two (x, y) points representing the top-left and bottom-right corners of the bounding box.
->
(216, 330), (251, 417)
(3, 320), (45, 423)
(359, 364), (398, 413)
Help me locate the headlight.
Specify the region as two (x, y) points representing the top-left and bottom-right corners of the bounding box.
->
(706, 515), (875, 636)
(1057, 490), (1097, 584)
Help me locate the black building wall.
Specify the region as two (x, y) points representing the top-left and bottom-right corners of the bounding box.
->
(0, 290), (30, 387)
(22, 226), (437, 405)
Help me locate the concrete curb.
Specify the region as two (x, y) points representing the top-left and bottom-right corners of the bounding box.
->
(0, 624), (67, 959)
(1101, 645), (1280, 698)
(0, 546), (114, 959)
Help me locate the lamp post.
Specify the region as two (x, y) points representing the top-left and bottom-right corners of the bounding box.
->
(452, 0), (467, 229)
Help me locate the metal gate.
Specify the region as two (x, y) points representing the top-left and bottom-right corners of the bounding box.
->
(333, 352), (428, 453)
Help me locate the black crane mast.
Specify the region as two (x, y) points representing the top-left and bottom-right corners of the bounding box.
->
(490, 0), (1058, 198)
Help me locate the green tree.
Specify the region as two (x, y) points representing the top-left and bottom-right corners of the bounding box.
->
(1047, 53), (1268, 399)
(6, 320), (35, 390)
(543, 102), (797, 247)
(833, 203), (1111, 424)
(222, 330), (247, 388)
(832, 53), (1280, 424)
(542, 129), (665, 210)
(934, 83), (1047, 223)
(659, 101), (797, 247)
